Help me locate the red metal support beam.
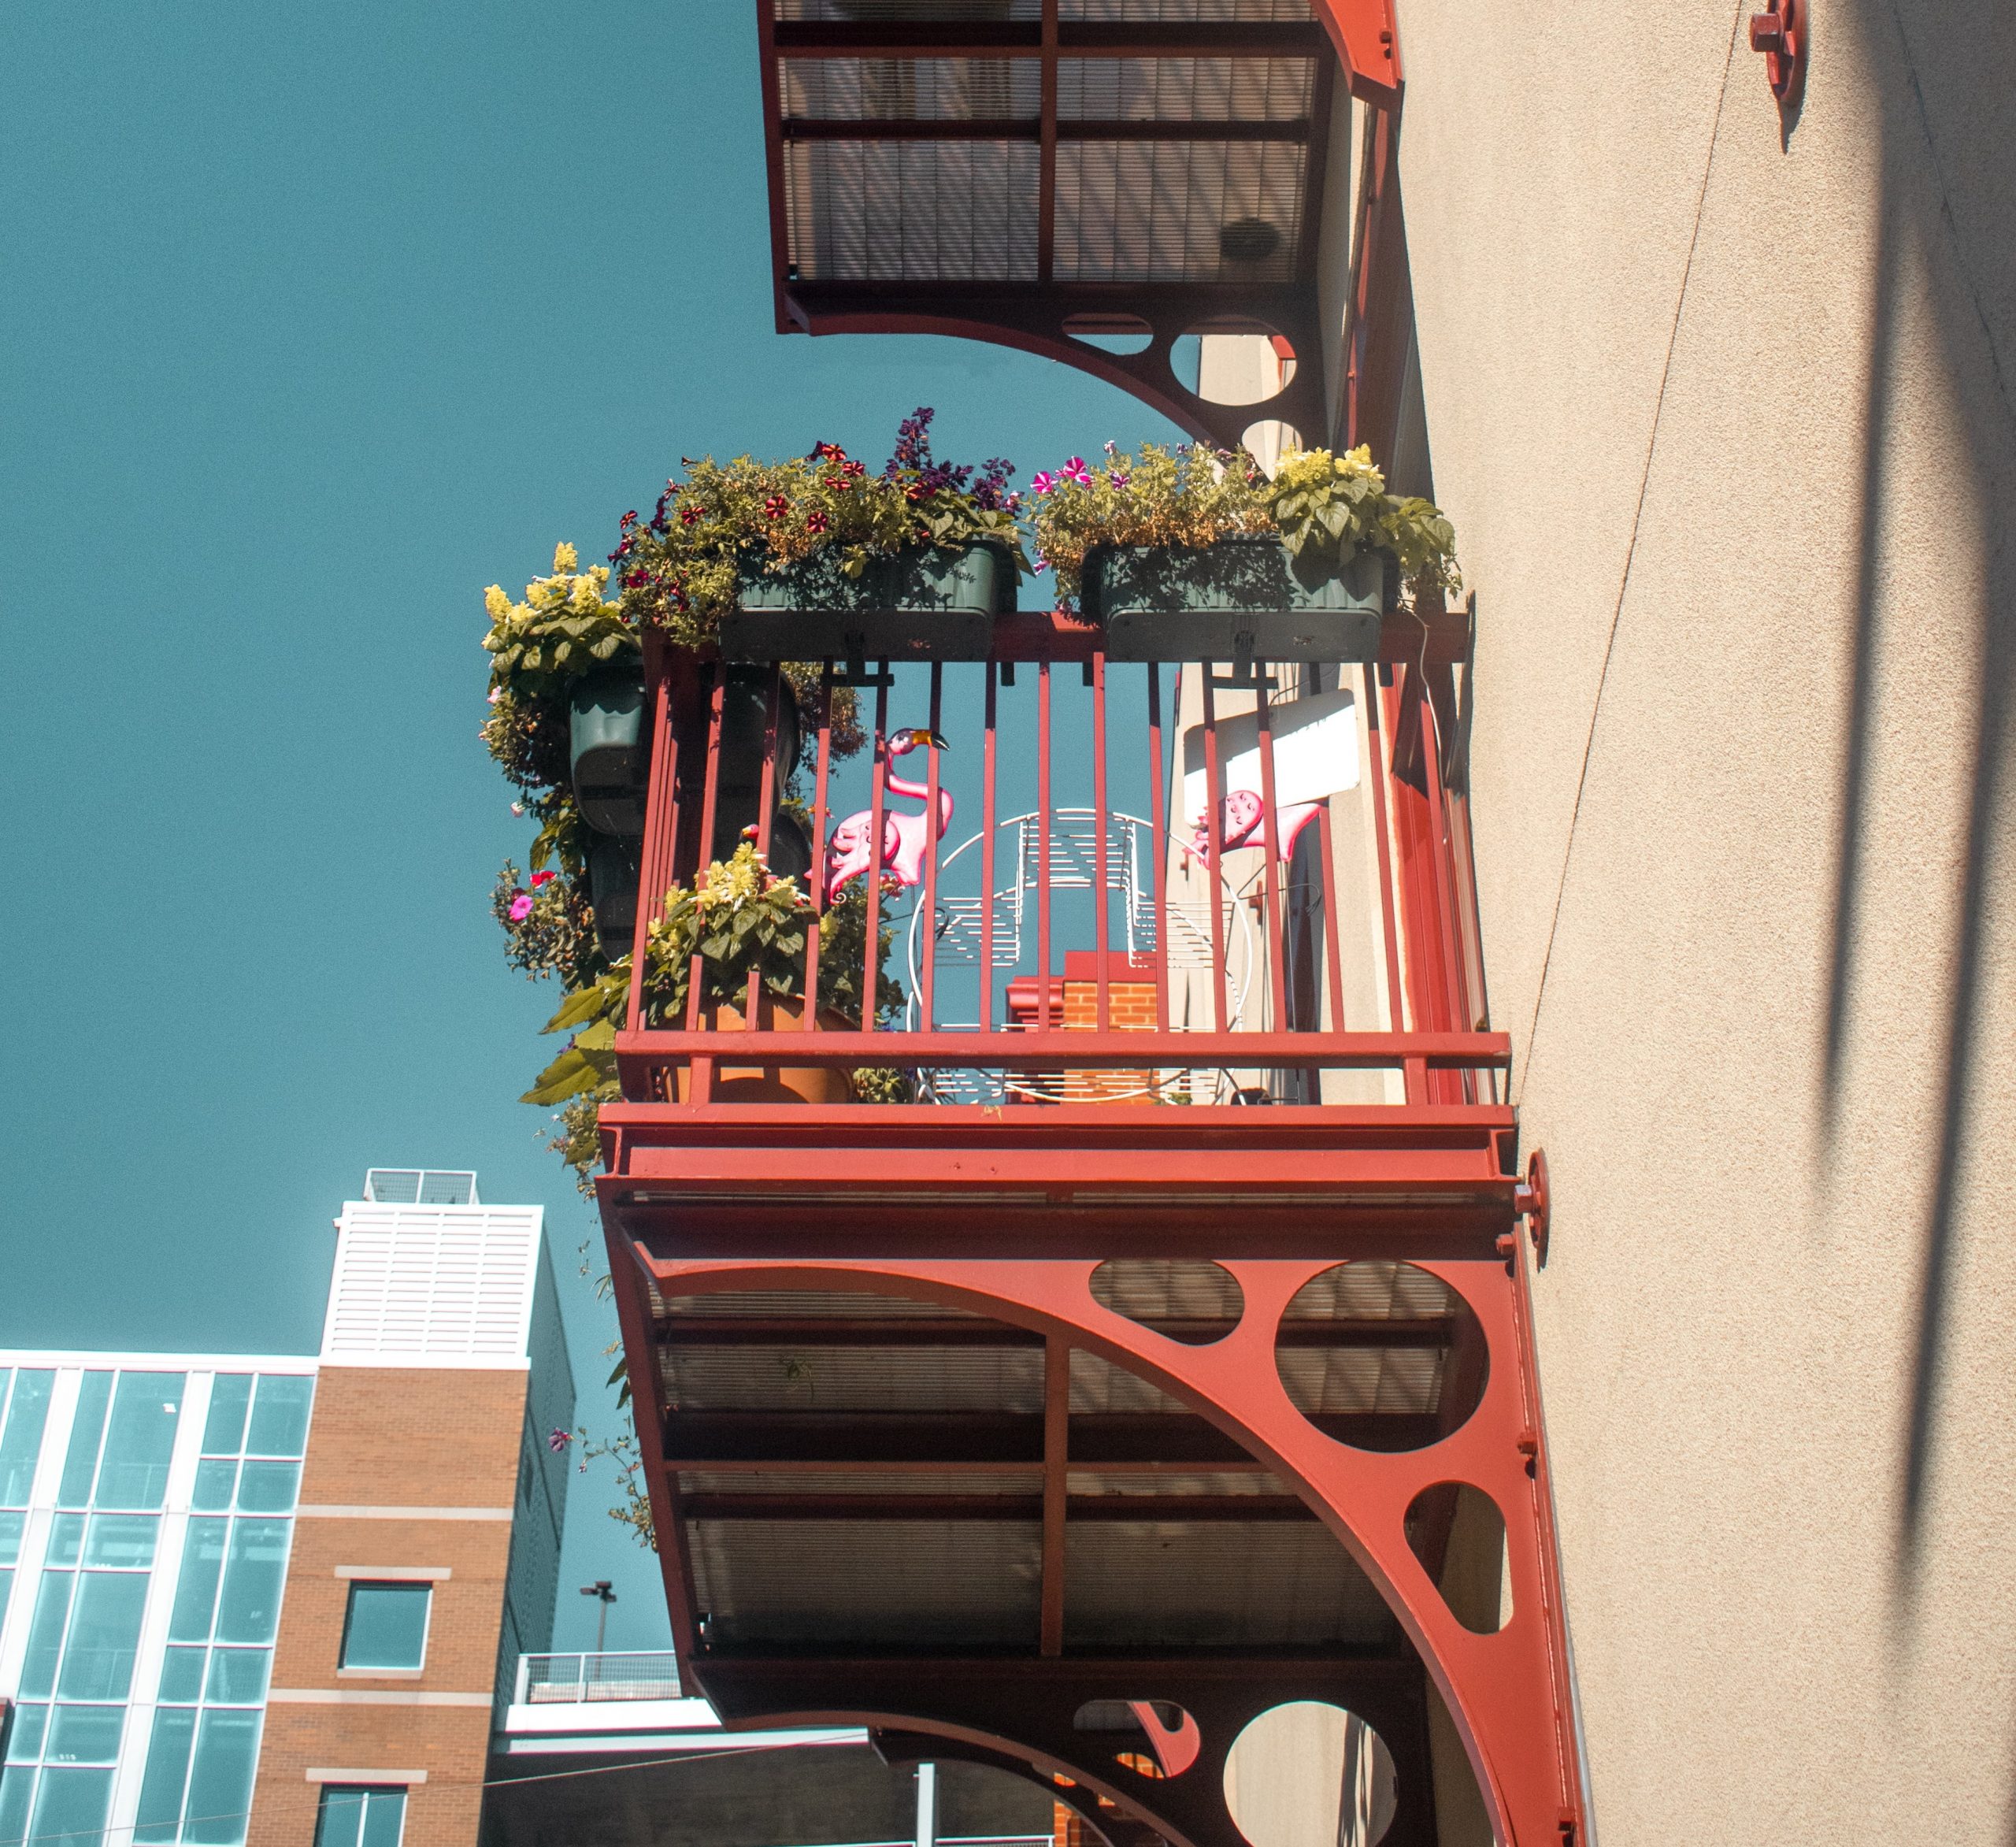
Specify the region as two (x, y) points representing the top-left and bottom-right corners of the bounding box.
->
(1040, 1335), (1069, 1654)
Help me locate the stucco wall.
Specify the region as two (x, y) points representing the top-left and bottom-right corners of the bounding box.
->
(1389, 1), (2015, 1839)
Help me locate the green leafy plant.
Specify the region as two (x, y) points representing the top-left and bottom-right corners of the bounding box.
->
(492, 860), (606, 992)
(613, 410), (1028, 650)
(520, 846), (911, 1193)
(1025, 439), (1460, 608)
(1025, 442), (1273, 607)
(1264, 446), (1460, 596)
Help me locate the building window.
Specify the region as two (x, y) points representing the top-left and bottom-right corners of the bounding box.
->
(313, 1786), (406, 1847)
(339, 1584), (431, 1671)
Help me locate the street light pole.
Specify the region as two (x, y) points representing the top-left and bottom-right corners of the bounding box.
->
(579, 1579), (617, 1655)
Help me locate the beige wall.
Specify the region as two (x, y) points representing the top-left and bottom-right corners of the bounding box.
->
(1387, 1), (2016, 1839)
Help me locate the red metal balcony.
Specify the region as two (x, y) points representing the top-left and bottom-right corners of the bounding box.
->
(595, 607), (1581, 1847)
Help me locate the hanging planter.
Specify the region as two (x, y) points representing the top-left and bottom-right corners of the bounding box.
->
(570, 667), (648, 836)
(720, 538), (1016, 663)
(1083, 536), (1389, 663)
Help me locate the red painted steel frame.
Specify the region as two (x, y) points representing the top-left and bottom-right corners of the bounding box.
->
(612, 1234), (1584, 1847)
(754, 1), (1405, 449)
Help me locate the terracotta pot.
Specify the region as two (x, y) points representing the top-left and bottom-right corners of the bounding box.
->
(673, 996), (854, 1104)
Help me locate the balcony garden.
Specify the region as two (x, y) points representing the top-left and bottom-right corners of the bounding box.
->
(480, 410), (1469, 1191)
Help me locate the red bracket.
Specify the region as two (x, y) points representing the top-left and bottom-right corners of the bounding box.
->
(1514, 1147), (1551, 1266)
(1748, 0), (1804, 99)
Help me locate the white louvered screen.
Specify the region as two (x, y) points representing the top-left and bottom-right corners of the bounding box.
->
(322, 1202), (544, 1368)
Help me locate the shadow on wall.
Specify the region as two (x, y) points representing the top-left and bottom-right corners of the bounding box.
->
(1816, 2), (2014, 1573)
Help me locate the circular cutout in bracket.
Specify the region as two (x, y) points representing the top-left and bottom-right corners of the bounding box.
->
(1276, 1262), (1487, 1452)
(1225, 1701), (1396, 1847)
(1091, 1260), (1243, 1346)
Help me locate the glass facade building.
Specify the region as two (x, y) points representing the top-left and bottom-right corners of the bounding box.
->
(0, 1359), (317, 1847)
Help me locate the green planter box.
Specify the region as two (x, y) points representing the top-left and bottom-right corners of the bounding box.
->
(588, 836), (639, 962)
(1084, 537), (1390, 662)
(720, 540), (1014, 662)
(570, 668), (648, 837)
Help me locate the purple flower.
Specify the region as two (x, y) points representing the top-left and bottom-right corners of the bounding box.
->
(510, 801), (525, 817)
(548, 1427), (573, 1453)
(1109, 470), (1130, 489)
(1031, 470), (1058, 495)
(509, 892), (534, 922)
(1103, 441), (1116, 454)
(1062, 457), (1092, 487)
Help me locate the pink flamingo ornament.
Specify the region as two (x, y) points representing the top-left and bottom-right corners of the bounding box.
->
(1187, 788), (1325, 868)
(823, 727), (954, 904)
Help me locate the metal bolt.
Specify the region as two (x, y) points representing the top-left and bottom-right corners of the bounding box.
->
(1749, 11), (1787, 54)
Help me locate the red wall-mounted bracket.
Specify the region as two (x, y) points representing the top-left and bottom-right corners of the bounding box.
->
(1747, 0), (1805, 100)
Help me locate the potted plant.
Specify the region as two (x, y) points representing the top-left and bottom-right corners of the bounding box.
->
(1027, 442), (1459, 662)
(524, 842), (908, 1138)
(613, 410), (1029, 662)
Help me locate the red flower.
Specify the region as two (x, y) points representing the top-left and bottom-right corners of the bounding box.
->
(530, 870), (557, 888)
(680, 504), (703, 525)
(765, 495), (789, 521)
(806, 510), (830, 534)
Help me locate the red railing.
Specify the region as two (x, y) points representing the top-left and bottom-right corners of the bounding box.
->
(615, 614), (1501, 1111)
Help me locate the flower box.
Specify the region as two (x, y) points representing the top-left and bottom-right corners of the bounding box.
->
(1083, 536), (1389, 663)
(570, 669), (648, 836)
(719, 540), (1015, 663)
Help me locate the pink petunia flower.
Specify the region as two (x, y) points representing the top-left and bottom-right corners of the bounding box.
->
(1062, 457), (1092, 486)
(1031, 470), (1058, 495)
(509, 892), (534, 922)
(548, 1427), (573, 1453)
(1110, 471), (1130, 489)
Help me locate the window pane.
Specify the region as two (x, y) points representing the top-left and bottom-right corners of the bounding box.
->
(169, 1519), (228, 1642)
(27, 1764), (113, 1847)
(234, 1462), (299, 1515)
(0, 1370), (54, 1504)
(0, 1567), (11, 1631)
(159, 1646), (207, 1703)
(314, 1788), (405, 1847)
(0, 1768), (32, 1847)
(192, 1459), (238, 1512)
(360, 1790), (407, 1847)
(58, 1376), (113, 1508)
(57, 1572), (149, 1700)
(244, 1378), (313, 1459)
(83, 1515), (158, 1569)
(133, 1707), (198, 1845)
(22, 1572), (76, 1697)
(201, 1378), (253, 1457)
(182, 1709), (261, 1846)
(47, 1707), (125, 1767)
(313, 1789), (367, 1847)
(48, 1514), (85, 1567)
(213, 1522), (289, 1645)
(0, 1509), (23, 1567)
(7, 1705), (49, 1763)
(94, 1375), (184, 1510)
(339, 1585), (431, 1670)
(204, 1648), (270, 1704)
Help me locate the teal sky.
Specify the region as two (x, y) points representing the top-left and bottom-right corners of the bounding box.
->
(1, 3), (1183, 1647)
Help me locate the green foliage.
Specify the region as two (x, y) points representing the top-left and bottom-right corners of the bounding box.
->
(613, 417), (1029, 651)
(1027, 442), (1272, 608)
(1264, 447), (1461, 596)
(639, 842), (904, 1029)
(1026, 439), (1461, 608)
(492, 860), (607, 991)
(520, 847), (907, 1193)
(481, 543), (638, 704)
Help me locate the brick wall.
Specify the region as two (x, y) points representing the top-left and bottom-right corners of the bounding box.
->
(247, 1367), (528, 1847)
